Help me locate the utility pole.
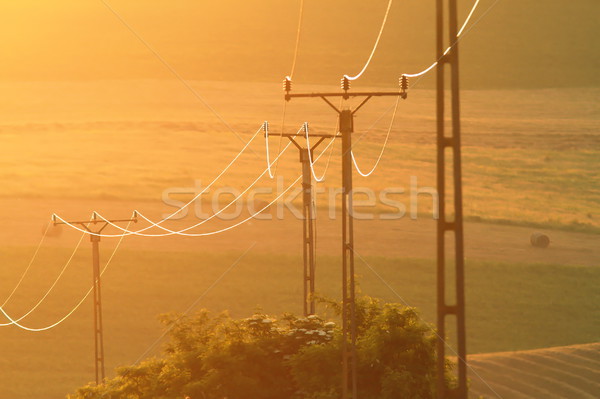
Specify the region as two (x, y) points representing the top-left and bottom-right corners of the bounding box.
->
(265, 121), (338, 316)
(436, 0), (467, 398)
(284, 77), (407, 399)
(52, 212), (137, 385)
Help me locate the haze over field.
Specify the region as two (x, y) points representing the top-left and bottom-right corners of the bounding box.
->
(0, 1), (598, 398)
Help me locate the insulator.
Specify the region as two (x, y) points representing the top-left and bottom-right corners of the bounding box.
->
(400, 75), (409, 92)
(283, 76), (292, 92)
(263, 121), (269, 132)
(341, 76), (350, 91)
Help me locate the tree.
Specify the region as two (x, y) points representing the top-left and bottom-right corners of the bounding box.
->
(70, 296), (455, 399)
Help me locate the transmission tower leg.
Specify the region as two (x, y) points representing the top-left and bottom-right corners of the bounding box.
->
(340, 110), (357, 399)
(301, 149), (317, 316)
(91, 235), (106, 385)
(436, 0), (467, 398)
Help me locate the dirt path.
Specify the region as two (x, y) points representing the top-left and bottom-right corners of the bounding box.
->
(1, 197), (597, 266)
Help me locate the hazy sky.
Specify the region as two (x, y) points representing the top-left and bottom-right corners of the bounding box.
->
(0, 0), (598, 88)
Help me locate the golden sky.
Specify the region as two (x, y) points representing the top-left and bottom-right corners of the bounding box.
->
(0, 0), (597, 87)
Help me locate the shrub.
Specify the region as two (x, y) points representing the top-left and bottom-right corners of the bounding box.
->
(70, 296), (454, 399)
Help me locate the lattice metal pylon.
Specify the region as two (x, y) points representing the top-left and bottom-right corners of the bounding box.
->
(436, 0), (467, 397)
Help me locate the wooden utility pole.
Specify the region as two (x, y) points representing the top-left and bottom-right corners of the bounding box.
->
(53, 212), (137, 385)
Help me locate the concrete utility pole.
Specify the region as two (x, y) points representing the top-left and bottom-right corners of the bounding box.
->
(265, 121), (337, 316)
(53, 212), (137, 385)
(284, 77), (406, 399)
(436, 0), (467, 398)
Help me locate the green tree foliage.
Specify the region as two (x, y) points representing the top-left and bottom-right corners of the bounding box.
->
(70, 296), (454, 399)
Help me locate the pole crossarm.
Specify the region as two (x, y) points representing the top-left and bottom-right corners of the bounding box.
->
(267, 132), (340, 139)
(52, 211), (138, 234)
(285, 91), (405, 101)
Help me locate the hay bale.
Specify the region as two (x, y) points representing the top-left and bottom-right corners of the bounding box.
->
(530, 232), (550, 248)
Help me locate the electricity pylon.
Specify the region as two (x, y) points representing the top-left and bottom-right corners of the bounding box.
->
(435, 0), (467, 398)
(264, 122), (338, 316)
(284, 77), (406, 399)
(52, 211), (138, 385)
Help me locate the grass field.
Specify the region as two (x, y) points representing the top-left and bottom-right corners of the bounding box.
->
(0, 246), (598, 398)
(1, 81), (598, 233)
(468, 343), (600, 399)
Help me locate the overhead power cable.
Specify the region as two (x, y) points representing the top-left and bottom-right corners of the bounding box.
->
(0, 221), (131, 331)
(273, 0), (306, 178)
(304, 124), (337, 182)
(102, 132), (337, 238)
(344, 0), (394, 81)
(85, 125), (302, 237)
(1, 222), (51, 307)
(265, 121), (298, 179)
(349, 0), (482, 176)
(129, 139), (336, 238)
(53, 124), (263, 238)
(351, 95), (402, 177)
(289, 0), (305, 80)
(0, 229), (87, 327)
(304, 97), (343, 182)
(55, 127), (335, 238)
(402, 0), (481, 79)
(104, 129), (298, 237)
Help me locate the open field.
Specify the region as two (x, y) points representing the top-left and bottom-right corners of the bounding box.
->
(468, 343), (600, 399)
(0, 79), (598, 398)
(0, 1), (598, 397)
(0, 81), (598, 232)
(0, 247), (599, 399)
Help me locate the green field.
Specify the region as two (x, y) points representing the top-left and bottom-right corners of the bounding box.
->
(0, 246), (598, 398)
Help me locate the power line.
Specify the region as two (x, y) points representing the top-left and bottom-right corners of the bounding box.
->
(349, 0), (485, 177)
(344, 0), (394, 81)
(52, 124), (263, 238)
(265, 123), (303, 178)
(288, 0), (305, 79)
(0, 222), (129, 332)
(351, 95), (402, 177)
(273, 0), (306, 178)
(122, 136), (337, 238)
(1, 222), (51, 307)
(108, 136), (336, 238)
(83, 130), (298, 237)
(55, 125), (336, 238)
(0, 229), (87, 327)
(304, 123), (337, 182)
(304, 97), (343, 182)
(402, 0), (481, 79)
